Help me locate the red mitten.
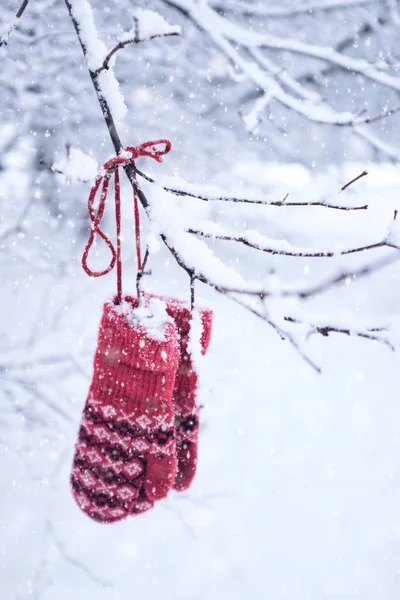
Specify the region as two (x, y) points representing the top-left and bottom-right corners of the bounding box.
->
(71, 297), (180, 523)
(167, 301), (213, 491)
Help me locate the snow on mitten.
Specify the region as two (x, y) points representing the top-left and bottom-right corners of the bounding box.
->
(168, 302), (213, 491)
(70, 297), (180, 523)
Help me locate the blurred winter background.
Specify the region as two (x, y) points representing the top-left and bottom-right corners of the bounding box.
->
(2, 1), (400, 598)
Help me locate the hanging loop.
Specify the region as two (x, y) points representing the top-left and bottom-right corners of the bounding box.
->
(81, 139), (172, 302)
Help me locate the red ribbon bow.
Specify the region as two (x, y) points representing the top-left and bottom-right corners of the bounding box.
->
(82, 140), (171, 303)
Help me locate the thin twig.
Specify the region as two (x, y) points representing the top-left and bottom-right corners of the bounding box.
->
(225, 293), (322, 373)
(300, 320), (394, 350)
(295, 251), (400, 299)
(93, 31), (179, 78)
(215, 249), (400, 300)
(136, 246), (150, 299)
(135, 167), (369, 211)
(188, 229), (390, 258)
(340, 170), (368, 191)
(343, 106), (400, 128)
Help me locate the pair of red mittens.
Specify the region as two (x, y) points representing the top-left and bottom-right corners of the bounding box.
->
(71, 294), (212, 523)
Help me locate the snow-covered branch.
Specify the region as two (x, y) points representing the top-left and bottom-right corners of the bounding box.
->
(0, 0), (30, 47)
(164, 0), (400, 157)
(209, 0), (375, 18)
(134, 169), (369, 211)
(60, 0), (400, 372)
(93, 10), (180, 78)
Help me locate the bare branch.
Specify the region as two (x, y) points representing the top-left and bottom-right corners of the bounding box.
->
(301, 321), (394, 350)
(136, 246), (150, 299)
(340, 170), (368, 191)
(294, 251), (400, 300)
(221, 292), (322, 373)
(135, 167), (369, 211)
(188, 228), (392, 258)
(47, 521), (114, 588)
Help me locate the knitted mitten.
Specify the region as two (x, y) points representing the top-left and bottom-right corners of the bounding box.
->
(167, 300), (213, 491)
(70, 297), (180, 523)
(128, 295), (213, 516)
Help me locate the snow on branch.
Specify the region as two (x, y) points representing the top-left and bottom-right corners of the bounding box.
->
(215, 245), (400, 302)
(120, 9), (181, 43)
(176, 0), (400, 93)
(209, 0), (375, 18)
(63, 0), (400, 372)
(187, 226), (395, 259)
(134, 169), (369, 211)
(67, 2), (181, 120)
(164, 0), (400, 158)
(0, 0), (30, 47)
(67, 0), (127, 121)
(93, 9), (180, 77)
(52, 146), (98, 184)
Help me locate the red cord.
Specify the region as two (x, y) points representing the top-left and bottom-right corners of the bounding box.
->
(82, 140), (171, 303)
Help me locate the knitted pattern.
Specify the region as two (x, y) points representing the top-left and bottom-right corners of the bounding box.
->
(71, 297), (180, 523)
(139, 293), (212, 490)
(166, 300), (213, 491)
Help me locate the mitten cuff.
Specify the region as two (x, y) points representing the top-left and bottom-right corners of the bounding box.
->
(96, 298), (180, 373)
(142, 292), (213, 355)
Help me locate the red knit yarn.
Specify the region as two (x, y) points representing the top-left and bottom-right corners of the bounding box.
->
(81, 140), (171, 303)
(71, 296), (180, 523)
(74, 139), (214, 521)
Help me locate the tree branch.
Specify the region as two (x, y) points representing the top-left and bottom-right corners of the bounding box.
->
(0, 0), (30, 47)
(135, 168), (369, 211)
(209, 0), (375, 18)
(215, 250), (400, 301)
(64, 0), (195, 284)
(187, 229), (394, 259)
(63, 0), (398, 372)
(93, 27), (179, 78)
(164, 0), (400, 158)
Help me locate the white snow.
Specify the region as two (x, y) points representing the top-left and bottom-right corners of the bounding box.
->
(119, 9), (181, 43)
(113, 296), (173, 342)
(0, 16), (18, 46)
(146, 183), (262, 291)
(53, 148), (98, 184)
(386, 217), (400, 247)
(69, 0), (127, 122)
(3, 3), (400, 591)
(2, 161), (400, 600)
